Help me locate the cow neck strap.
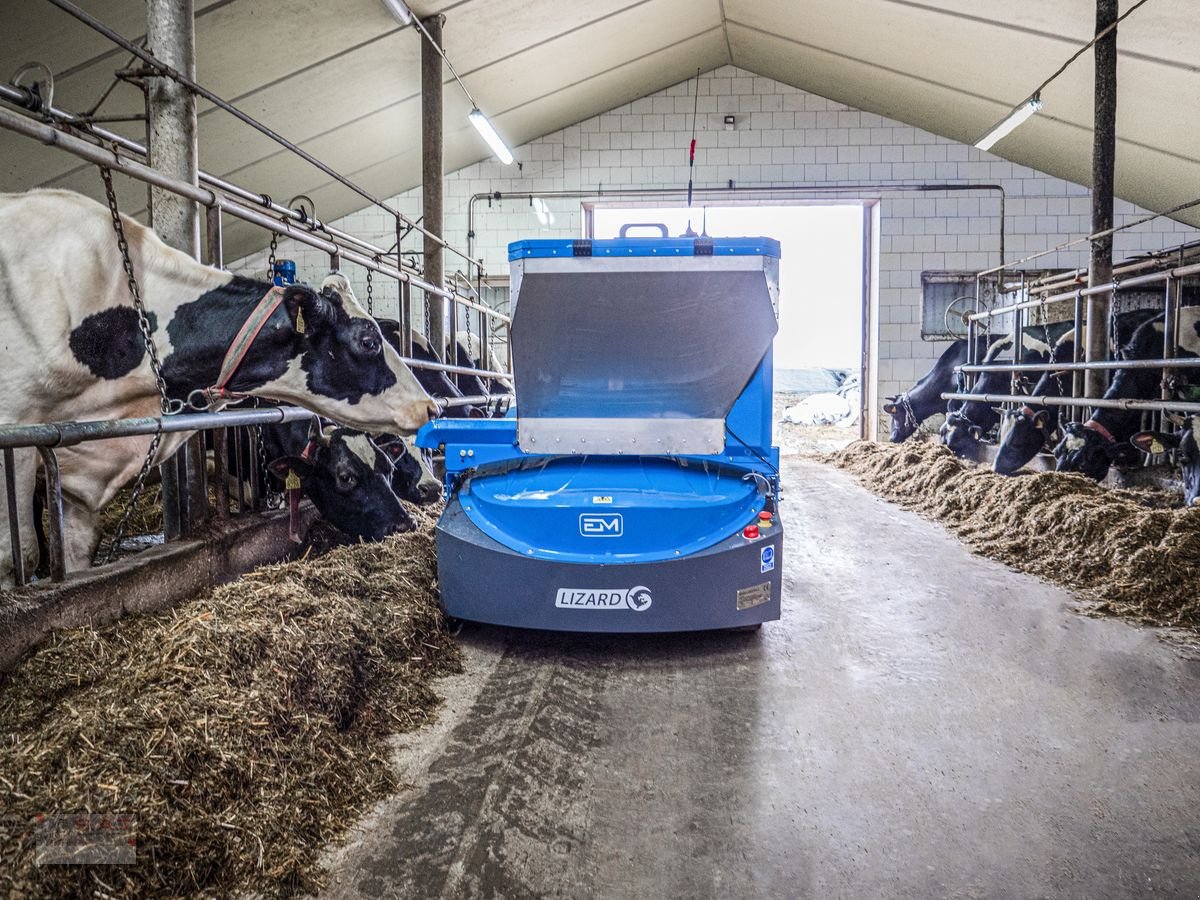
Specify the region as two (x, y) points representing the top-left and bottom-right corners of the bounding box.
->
(1084, 418), (1117, 444)
(208, 285), (288, 401)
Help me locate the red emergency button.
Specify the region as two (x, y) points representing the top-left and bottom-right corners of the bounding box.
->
(743, 524), (759, 539)
(758, 511), (773, 522)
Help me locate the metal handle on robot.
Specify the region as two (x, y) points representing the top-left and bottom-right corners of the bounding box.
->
(618, 222), (669, 238)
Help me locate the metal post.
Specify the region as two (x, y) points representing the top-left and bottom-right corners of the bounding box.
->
(147, 0), (199, 541)
(422, 13), (446, 359)
(36, 448), (66, 582)
(3, 448), (25, 585)
(1072, 290), (1085, 422)
(1085, 0), (1118, 401)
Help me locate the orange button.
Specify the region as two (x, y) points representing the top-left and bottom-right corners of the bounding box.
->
(743, 525), (759, 539)
(758, 511), (773, 521)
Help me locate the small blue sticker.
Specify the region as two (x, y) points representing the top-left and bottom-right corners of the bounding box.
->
(760, 545), (775, 573)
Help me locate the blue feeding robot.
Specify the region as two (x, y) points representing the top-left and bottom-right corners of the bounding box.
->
(415, 232), (783, 632)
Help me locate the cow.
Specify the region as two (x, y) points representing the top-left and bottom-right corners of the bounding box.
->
(993, 308), (1164, 474)
(993, 331), (1075, 475)
(0, 189), (436, 584)
(1053, 314), (1164, 481)
(1054, 308), (1200, 482)
(938, 332), (1040, 460)
(374, 320), (485, 419)
(264, 424), (417, 541)
(1130, 420), (1200, 508)
(883, 339), (980, 443)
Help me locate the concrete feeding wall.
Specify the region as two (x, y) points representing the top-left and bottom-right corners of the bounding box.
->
(230, 65), (1198, 438)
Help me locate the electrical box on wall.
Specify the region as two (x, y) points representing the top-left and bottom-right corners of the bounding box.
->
(920, 271), (983, 340)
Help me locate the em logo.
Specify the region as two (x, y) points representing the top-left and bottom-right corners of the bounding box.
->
(579, 513), (623, 537)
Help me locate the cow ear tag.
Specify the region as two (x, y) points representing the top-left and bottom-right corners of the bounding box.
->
(285, 468), (302, 491)
(295, 309), (306, 334)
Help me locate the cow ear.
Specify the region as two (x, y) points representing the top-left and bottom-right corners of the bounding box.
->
(1130, 431), (1179, 456)
(882, 403), (898, 415)
(283, 285), (337, 334)
(969, 425), (983, 441)
(268, 456), (314, 481)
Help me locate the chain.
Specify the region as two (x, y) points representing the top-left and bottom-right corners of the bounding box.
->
(100, 165), (173, 416)
(267, 232), (278, 281)
(423, 287), (432, 344)
(899, 392), (920, 434)
(98, 163), (178, 561)
(366, 264), (375, 316)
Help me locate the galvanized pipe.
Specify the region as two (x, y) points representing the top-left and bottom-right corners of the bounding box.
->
(0, 407), (317, 451)
(940, 392), (1200, 415)
(0, 103), (500, 315)
(3, 448), (25, 585)
(967, 261), (1200, 321)
(37, 447), (66, 582)
(960, 357), (1200, 373)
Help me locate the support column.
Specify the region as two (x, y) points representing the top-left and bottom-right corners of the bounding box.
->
(422, 14), (446, 359)
(1085, 0), (1118, 400)
(147, 0), (199, 539)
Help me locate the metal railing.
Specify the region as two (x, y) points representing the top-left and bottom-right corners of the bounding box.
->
(948, 220), (1200, 435)
(0, 20), (514, 586)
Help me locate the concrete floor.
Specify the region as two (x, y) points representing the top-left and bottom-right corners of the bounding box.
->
(323, 458), (1200, 899)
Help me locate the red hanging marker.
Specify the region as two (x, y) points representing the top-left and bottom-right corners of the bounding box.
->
(689, 138), (697, 163)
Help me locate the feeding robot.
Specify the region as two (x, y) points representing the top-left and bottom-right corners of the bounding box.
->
(415, 232), (783, 632)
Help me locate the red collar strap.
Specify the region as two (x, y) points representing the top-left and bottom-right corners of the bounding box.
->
(300, 438), (319, 462)
(1084, 419), (1116, 444)
(209, 285), (288, 400)
(1020, 405), (1037, 418)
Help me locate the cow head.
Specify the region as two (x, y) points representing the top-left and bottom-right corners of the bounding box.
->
(882, 396), (917, 443)
(269, 425), (414, 541)
(376, 435), (442, 505)
(939, 411), (985, 460)
(1053, 421), (1122, 481)
(266, 274), (437, 434)
(994, 407), (1051, 475)
(1131, 419), (1200, 507)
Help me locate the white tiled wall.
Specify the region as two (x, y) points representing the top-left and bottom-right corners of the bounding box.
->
(231, 65), (1198, 437)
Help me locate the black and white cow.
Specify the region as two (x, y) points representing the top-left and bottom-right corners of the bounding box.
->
(883, 339), (984, 443)
(993, 330), (1075, 475)
(1130, 420), (1200, 508)
(1055, 308), (1200, 482)
(993, 308), (1164, 474)
(374, 320), (485, 419)
(0, 189), (436, 583)
(938, 337), (1018, 460)
(264, 423), (418, 541)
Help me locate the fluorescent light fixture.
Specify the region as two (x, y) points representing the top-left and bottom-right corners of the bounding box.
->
(380, 0), (413, 25)
(469, 108), (514, 165)
(975, 95), (1043, 152)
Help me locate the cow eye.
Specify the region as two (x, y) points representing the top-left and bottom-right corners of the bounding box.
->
(337, 470), (358, 490)
(357, 332), (381, 355)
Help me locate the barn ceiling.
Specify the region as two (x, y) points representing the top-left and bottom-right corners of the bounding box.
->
(1, 0), (1196, 261)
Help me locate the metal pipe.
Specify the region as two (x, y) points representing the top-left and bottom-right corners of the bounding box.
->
(422, 13), (446, 360)
(0, 104), (507, 318)
(960, 357), (1200, 373)
(36, 447), (66, 582)
(967, 261), (1200, 321)
(399, 356), (508, 380)
(467, 183), (1007, 264)
(212, 427), (230, 520)
(436, 394), (514, 409)
(1007, 244), (1200, 294)
(46, 0), (402, 218)
(0, 406), (317, 451)
(0, 81), (483, 275)
(940, 391), (1200, 415)
(3, 448), (25, 585)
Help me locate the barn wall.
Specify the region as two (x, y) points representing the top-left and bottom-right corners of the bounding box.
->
(230, 65), (1198, 438)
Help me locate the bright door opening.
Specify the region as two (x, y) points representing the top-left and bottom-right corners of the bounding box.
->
(591, 204), (866, 451)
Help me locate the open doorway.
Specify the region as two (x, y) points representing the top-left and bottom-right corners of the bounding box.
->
(590, 203), (866, 452)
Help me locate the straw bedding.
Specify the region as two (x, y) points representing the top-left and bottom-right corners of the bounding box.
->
(0, 502), (460, 898)
(831, 441), (1200, 631)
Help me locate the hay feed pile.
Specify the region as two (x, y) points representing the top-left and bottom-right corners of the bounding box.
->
(832, 440), (1200, 631)
(0, 508), (461, 898)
